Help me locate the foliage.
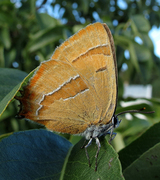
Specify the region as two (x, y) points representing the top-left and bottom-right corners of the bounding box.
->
(0, 0), (160, 179)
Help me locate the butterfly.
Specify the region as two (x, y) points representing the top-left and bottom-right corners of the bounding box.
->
(16, 22), (154, 171)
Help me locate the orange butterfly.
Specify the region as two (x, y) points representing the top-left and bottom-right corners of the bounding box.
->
(16, 22), (154, 171)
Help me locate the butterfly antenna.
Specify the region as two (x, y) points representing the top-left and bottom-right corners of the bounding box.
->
(115, 107), (155, 118)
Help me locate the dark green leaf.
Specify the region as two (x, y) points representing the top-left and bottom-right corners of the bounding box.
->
(0, 129), (72, 180)
(119, 122), (160, 171)
(1, 28), (11, 49)
(0, 68), (27, 101)
(123, 142), (160, 180)
(61, 137), (124, 180)
(0, 68), (34, 117)
(0, 46), (4, 67)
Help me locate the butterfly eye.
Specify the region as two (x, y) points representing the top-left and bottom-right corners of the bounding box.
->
(113, 116), (117, 128)
(112, 116), (120, 128)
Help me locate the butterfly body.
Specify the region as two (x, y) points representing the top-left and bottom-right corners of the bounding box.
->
(82, 115), (120, 140)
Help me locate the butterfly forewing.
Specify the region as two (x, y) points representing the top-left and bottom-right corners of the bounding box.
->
(18, 22), (117, 134)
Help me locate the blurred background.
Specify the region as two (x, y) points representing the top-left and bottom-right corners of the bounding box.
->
(0, 0), (160, 152)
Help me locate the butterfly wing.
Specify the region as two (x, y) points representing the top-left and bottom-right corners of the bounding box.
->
(17, 22), (117, 134)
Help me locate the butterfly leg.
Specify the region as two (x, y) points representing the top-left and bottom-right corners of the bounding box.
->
(95, 137), (101, 171)
(109, 131), (117, 144)
(81, 140), (87, 149)
(104, 127), (117, 143)
(84, 138), (93, 167)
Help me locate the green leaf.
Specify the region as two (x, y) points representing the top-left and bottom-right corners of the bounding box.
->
(115, 35), (140, 72)
(28, 26), (63, 52)
(1, 28), (11, 49)
(4, 48), (16, 67)
(81, 0), (89, 14)
(134, 43), (152, 62)
(0, 46), (4, 67)
(128, 43), (140, 72)
(123, 142), (160, 180)
(141, 34), (153, 49)
(61, 137), (124, 180)
(0, 68), (27, 101)
(0, 132), (12, 142)
(119, 122), (160, 171)
(131, 15), (151, 33)
(0, 130), (124, 179)
(0, 129), (72, 180)
(130, 19), (140, 37)
(30, 0), (36, 15)
(0, 68), (34, 118)
(36, 12), (58, 29)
